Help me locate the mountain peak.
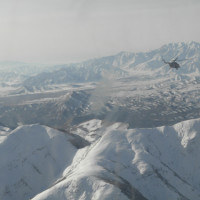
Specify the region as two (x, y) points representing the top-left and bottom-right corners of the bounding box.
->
(160, 41), (200, 50)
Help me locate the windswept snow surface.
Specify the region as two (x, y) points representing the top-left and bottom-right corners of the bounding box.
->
(31, 118), (200, 200)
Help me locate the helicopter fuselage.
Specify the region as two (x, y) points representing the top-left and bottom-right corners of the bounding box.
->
(162, 57), (181, 70)
(168, 61), (180, 69)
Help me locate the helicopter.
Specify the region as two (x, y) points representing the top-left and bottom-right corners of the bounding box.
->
(162, 57), (182, 70)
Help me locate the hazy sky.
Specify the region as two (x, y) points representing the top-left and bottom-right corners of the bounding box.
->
(0, 0), (200, 64)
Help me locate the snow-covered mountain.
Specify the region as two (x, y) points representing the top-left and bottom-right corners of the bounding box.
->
(1, 70), (200, 130)
(0, 41), (200, 200)
(0, 124), (89, 200)
(22, 60), (127, 92)
(0, 41), (199, 92)
(21, 41), (200, 92)
(1, 118), (200, 200)
(0, 42), (199, 130)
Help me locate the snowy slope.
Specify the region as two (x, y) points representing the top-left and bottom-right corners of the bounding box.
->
(0, 124), (83, 200)
(31, 118), (200, 200)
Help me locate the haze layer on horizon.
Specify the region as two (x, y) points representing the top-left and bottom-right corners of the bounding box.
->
(0, 0), (200, 64)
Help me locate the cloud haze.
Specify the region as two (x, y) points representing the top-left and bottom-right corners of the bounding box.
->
(0, 0), (199, 63)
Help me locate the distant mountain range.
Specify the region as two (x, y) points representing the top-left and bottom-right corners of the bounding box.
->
(21, 41), (200, 92)
(0, 42), (200, 130)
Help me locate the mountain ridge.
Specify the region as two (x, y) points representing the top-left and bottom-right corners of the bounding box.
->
(1, 118), (200, 200)
(20, 41), (200, 92)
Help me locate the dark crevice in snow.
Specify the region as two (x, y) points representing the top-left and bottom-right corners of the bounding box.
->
(96, 168), (148, 200)
(153, 167), (190, 200)
(56, 128), (90, 149)
(160, 161), (192, 187)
